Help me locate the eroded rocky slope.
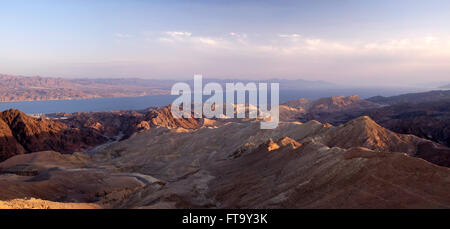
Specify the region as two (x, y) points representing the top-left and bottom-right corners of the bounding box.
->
(0, 109), (107, 161)
(0, 107), (201, 162)
(281, 91), (450, 149)
(0, 116), (449, 209)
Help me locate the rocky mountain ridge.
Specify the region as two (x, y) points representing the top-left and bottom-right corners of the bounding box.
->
(0, 116), (449, 208)
(0, 109), (106, 161)
(282, 91), (450, 148)
(0, 74), (168, 102)
(0, 107), (201, 162)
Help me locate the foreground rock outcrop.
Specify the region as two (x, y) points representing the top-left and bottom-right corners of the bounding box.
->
(0, 109), (107, 161)
(0, 198), (101, 209)
(55, 106), (201, 139)
(0, 107), (202, 162)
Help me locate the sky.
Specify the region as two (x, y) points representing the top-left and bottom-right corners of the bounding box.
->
(1, 0), (450, 86)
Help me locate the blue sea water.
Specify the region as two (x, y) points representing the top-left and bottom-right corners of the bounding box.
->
(0, 87), (428, 114)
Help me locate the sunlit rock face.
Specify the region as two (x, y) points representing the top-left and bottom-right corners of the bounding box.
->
(1, 114), (449, 209)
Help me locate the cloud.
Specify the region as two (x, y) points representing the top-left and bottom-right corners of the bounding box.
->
(157, 31), (192, 42)
(155, 32), (450, 66)
(166, 31), (192, 38)
(158, 31), (222, 47)
(115, 33), (132, 38)
(197, 37), (218, 46)
(252, 35), (450, 59)
(278, 33), (301, 39)
(361, 37), (450, 57)
(229, 32), (247, 39)
(125, 31), (450, 84)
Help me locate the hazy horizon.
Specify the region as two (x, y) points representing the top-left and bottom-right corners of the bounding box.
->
(1, 72), (448, 89)
(1, 0), (450, 86)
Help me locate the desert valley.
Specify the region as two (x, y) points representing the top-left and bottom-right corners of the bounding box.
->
(1, 88), (450, 209)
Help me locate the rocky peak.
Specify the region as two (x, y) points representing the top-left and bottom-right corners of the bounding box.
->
(279, 137), (302, 149)
(0, 109), (107, 162)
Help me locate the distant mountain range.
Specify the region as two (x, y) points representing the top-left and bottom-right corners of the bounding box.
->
(0, 74), (169, 102)
(367, 90), (450, 104)
(193, 78), (335, 89)
(0, 73), (335, 102)
(440, 83), (450, 89)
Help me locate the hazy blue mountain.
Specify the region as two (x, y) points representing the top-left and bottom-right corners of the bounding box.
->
(440, 84), (450, 89)
(367, 90), (450, 105)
